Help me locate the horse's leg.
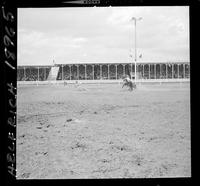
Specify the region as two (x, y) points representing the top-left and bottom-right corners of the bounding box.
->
(129, 84), (132, 91)
(129, 82), (133, 91)
(127, 82), (130, 91)
(131, 85), (133, 91)
(122, 81), (127, 88)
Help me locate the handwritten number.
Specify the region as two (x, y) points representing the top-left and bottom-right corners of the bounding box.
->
(5, 60), (15, 70)
(4, 35), (14, 46)
(5, 48), (15, 60)
(2, 6), (14, 22)
(5, 26), (15, 37)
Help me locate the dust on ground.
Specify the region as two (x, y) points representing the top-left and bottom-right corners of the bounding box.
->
(16, 83), (191, 179)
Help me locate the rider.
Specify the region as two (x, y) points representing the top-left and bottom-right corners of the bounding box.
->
(126, 74), (131, 82)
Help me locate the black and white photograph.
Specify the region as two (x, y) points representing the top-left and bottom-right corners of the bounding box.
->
(16, 6), (190, 179)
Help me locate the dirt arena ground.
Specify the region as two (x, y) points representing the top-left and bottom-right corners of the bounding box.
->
(16, 82), (191, 179)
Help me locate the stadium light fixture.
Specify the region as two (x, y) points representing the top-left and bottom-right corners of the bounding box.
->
(131, 17), (142, 84)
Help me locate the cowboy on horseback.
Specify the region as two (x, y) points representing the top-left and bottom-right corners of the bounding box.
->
(122, 75), (136, 91)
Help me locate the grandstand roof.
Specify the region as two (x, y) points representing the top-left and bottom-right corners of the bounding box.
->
(56, 60), (189, 65)
(17, 60), (189, 68)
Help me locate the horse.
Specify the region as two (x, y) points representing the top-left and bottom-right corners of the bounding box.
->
(122, 77), (136, 91)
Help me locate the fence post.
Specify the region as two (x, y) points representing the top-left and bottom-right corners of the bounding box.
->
(123, 65), (125, 77)
(100, 65), (102, 80)
(69, 65), (71, 81)
(37, 67), (39, 86)
(178, 64), (179, 79)
(108, 64), (109, 80)
(85, 64), (87, 80)
(115, 64), (117, 80)
(24, 67), (26, 81)
(77, 65), (79, 80)
(149, 64), (150, 79)
(93, 65), (94, 80)
(142, 64), (144, 80)
(62, 65), (63, 80)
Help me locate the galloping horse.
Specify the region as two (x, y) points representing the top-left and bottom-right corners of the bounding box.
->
(122, 76), (136, 91)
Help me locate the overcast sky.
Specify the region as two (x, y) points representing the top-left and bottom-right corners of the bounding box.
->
(17, 6), (189, 66)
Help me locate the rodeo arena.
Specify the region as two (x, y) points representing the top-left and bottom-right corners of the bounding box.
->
(17, 59), (191, 179)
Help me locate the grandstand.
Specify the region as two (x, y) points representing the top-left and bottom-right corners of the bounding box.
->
(17, 65), (51, 81)
(17, 61), (190, 83)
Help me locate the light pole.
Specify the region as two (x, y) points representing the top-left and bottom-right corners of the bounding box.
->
(131, 17), (142, 84)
